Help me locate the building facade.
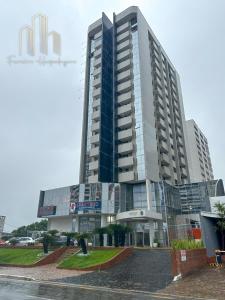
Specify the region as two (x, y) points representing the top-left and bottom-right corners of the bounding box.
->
(37, 7), (222, 247)
(185, 119), (214, 182)
(79, 6), (190, 186)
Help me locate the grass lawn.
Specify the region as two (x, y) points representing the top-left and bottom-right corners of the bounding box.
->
(0, 248), (43, 265)
(58, 249), (122, 269)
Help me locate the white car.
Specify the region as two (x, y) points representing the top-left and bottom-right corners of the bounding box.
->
(16, 237), (35, 246)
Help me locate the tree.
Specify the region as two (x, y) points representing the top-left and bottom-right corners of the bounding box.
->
(214, 202), (225, 250)
(106, 224), (131, 247)
(41, 230), (58, 254)
(75, 233), (90, 254)
(11, 220), (48, 237)
(62, 232), (77, 247)
(94, 227), (107, 247)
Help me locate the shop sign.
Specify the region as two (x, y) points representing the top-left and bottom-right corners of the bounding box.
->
(70, 201), (101, 213)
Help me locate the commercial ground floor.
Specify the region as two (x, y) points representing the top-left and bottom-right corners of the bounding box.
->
(39, 179), (224, 247)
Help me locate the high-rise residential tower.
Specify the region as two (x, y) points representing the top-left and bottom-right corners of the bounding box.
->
(79, 6), (190, 186)
(185, 119), (214, 183)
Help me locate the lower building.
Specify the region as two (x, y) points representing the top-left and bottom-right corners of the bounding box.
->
(37, 179), (224, 247)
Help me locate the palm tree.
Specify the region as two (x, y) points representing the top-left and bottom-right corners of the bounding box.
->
(94, 227), (107, 246)
(41, 230), (58, 254)
(62, 232), (77, 247)
(75, 233), (90, 254)
(214, 202), (225, 250)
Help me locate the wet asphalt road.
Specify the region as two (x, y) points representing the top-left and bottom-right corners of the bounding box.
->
(0, 277), (203, 300)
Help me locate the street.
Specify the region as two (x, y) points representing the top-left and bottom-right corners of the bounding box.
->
(0, 277), (208, 300)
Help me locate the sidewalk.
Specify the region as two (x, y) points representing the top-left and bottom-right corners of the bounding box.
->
(159, 266), (225, 300)
(0, 263), (91, 281)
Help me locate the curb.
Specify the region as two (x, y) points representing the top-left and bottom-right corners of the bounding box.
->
(0, 277), (216, 300)
(0, 274), (35, 281)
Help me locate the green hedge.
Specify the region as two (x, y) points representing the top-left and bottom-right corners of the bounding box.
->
(171, 239), (204, 250)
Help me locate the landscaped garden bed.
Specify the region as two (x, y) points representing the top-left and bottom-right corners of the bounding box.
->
(0, 248), (43, 265)
(58, 248), (123, 270)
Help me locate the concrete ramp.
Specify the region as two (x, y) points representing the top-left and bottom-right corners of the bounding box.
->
(56, 249), (173, 292)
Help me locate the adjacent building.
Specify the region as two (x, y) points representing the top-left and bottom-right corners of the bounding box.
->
(79, 6), (190, 186)
(185, 119), (214, 183)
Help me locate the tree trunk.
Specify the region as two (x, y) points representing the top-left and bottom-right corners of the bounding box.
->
(99, 234), (104, 247)
(66, 236), (71, 247)
(80, 238), (87, 254)
(222, 231), (225, 250)
(108, 234), (112, 246)
(114, 232), (119, 247)
(43, 241), (49, 254)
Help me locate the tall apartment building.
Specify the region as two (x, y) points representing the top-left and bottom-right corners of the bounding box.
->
(185, 119), (214, 182)
(80, 6), (190, 186)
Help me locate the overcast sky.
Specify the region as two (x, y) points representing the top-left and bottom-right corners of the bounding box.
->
(1, 0), (225, 232)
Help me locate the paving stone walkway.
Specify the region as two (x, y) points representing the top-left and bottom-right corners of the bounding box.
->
(159, 266), (225, 300)
(55, 249), (174, 292)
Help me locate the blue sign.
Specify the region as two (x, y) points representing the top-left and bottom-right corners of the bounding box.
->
(70, 201), (101, 213)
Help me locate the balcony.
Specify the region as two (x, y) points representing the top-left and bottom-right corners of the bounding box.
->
(118, 171), (134, 182)
(117, 39), (130, 53)
(118, 142), (133, 154)
(157, 118), (166, 130)
(156, 96), (164, 109)
(94, 30), (102, 40)
(88, 174), (98, 183)
(92, 110), (100, 121)
(177, 137), (183, 146)
(117, 103), (132, 117)
(117, 115), (132, 129)
(178, 146), (185, 157)
(117, 80), (132, 94)
(180, 157), (186, 167)
(92, 98), (100, 108)
(92, 88), (100, 98)
(117, 22), (129, 34)
(93, 67), (101, 77)
(117, 30), (130, 44)
(156, 106), (165, 119)
(118, 128), (133, 142)
(161, 153), (170, 166)
(118, 156), (134, 168)
(117, 91), (132, 105)
(158, 129), (167, 141)
(117, 49), (130, 63)
(91, 122), (100, 132)
(160, 140), (169, 154)
(95, 38), (101, 49)
(90, 147), (99, 157)
(117, 69), (131, 83)
(117, 59), (131, 72)
(161, 166), (171, 179)
(94, 47), (102, 58)
(93, 77), (101, 88)
(94, 57), (101, 68)
(181, 168), (188, 178)
(89, 160), (99, 171)
(90, 134), (99, 144)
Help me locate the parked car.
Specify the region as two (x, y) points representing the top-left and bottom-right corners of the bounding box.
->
(15, 237), (35, 246)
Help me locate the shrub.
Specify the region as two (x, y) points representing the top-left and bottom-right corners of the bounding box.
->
(171, 239), (204, 250)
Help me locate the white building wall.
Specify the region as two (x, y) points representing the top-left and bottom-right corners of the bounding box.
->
(185, 119), (214, 182)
